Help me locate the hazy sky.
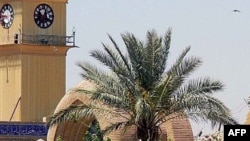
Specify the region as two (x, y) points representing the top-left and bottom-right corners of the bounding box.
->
(65, 0), (250, 135)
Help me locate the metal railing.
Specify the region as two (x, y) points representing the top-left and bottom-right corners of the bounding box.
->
(0, 33), (76, 46)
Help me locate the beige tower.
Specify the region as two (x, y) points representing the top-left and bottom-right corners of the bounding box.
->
(0, 0), (74, 122)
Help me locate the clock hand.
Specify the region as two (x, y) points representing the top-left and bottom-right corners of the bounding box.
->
(0, 14), (7, 19)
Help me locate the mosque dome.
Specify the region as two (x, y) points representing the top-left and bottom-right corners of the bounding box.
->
(47, 80), (194, 141)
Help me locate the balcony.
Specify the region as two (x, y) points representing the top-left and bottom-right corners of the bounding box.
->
(0, 33), (76, 47)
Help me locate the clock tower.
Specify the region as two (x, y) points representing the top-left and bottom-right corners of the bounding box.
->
(0, 0), (74, 122)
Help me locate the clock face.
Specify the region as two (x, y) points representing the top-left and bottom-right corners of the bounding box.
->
(0, 4), (14, 29)
(34, 3), (54, 28)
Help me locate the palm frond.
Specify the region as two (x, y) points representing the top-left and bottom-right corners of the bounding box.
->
(90, 47), (131, 91)
(156, 28), (171, 75)
(47, 104), (95, 127)
(91, 48), (115, 70)
(177, 77), (224, 98)
(107, 34), (133, 78)
(187, 107), (238, 128)
(91, 91), (126, 109)
(144, 30), (163, 85)
(155, 47), (200, 107)
(89, 43), (140, 102)
(102, 121), (134, 135)
(74, 88), (94, 95)
(121, 32), (144, 83)
(158, 56), (202, 95)
(78, 61), (141, 112)
(173, 77), (224, 112)
(77, 62), (123, 95)
(77, 61), (108, 84)
(173, 77), (236, 128)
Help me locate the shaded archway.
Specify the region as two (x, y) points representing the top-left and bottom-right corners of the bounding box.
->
(47, 81), (95, 141)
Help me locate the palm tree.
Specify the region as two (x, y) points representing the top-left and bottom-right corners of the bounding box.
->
(47, 28), (238, 141)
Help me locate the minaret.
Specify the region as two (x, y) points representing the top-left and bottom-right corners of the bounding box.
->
(0, 0), (75, 122)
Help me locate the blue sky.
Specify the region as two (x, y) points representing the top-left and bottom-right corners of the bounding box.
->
(65, 0), (250, 135)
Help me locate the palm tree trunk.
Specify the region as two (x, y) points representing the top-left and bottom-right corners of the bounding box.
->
(137, 127), (148, 140)
(149, 127), (159, 141)
(137, 126), (159, 141)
